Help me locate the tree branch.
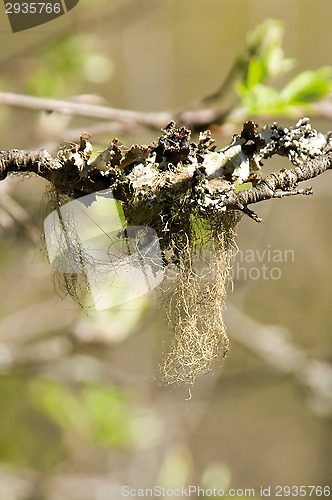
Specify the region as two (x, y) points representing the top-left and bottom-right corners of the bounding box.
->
(0, 92), (172, 129)
(0, 149), (60, 181)
(0, 119), (331, 226)
(225, 152), (332, 215)
(225, 304), (332, 418)
(2, 90), (332, 136)
(0, 91), (227, 132)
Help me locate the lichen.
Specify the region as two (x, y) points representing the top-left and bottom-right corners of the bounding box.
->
(161, 209), (240, 385)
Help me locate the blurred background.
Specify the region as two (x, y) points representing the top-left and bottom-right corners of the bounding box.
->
(0, 0), (332, 498)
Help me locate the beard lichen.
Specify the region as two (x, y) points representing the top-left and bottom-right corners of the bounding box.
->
(44, 122), (244, 385)
(160, 208), (240, 385)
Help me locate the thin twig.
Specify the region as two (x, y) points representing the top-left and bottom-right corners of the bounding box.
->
(0, 183), (40, 243)
(225, 304), (332, 417)
(201, 63), (239, 104)
(225, 153), (332, 214)
(0, 92), (171, 129)
(0, 91), (233, 132)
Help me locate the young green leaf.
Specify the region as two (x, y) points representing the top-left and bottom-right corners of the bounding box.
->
(246, 57), (267, 89)
(280, 67), (332, 104)
(239, 19), (294, 85)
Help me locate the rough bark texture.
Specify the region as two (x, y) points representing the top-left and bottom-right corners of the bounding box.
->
(1, 119), (331, 226)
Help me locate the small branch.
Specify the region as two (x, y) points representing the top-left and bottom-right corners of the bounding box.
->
(0, 92), (171, 129)
(225, 304), (332, 417)
(0, 183), (40, 242)
(0, 149), (98, 198)
(226, 153), (332, 214)
(201, 63), (239, 104)
(241, 206), (263, 223)
(2, 90), (332, 138)
(0, 149), (60, 181)
(0, 91), (234, 133)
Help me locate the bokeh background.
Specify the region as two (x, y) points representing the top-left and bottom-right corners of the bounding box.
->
(0, 0), (331, 499)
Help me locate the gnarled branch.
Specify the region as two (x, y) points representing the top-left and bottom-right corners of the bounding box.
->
(0, 118), (331, 226)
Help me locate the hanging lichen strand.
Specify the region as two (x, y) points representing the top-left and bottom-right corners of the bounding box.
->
(161, 210), (240, 385)
(116, 123), (241, 384)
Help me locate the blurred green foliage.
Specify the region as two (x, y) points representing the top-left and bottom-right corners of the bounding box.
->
(29, 378), (151, 448)
(0, 374), (159, 471)
(0, 376), (62, 470)
(236, 19), (332, 116)
(27, 35), (94, 98)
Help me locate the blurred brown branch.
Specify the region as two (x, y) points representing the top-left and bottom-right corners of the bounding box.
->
(0, 182), (40, 242)
(0, 91), (227, 132)
(1, 90), (332, 136)
(0, 91), (171, 129)
(225, 304), (332, 418)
